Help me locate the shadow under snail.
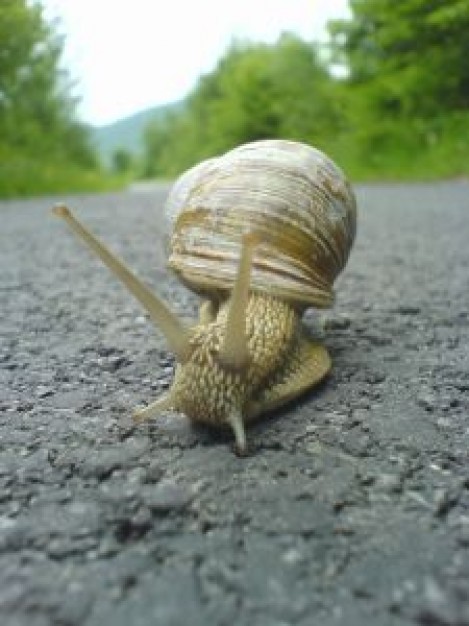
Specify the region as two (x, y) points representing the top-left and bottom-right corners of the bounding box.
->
(53, 139), (357, 455)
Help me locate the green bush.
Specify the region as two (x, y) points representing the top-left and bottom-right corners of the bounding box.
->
(0, 0), (111, 198)
(140, 0), (469, 183)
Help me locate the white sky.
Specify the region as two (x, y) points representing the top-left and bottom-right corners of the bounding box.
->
(40, 0), (350, 127)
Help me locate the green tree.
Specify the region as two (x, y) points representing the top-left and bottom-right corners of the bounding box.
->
(322, 0), (469, 179)
(329, 0), (469, 117)
(112, 148), (133, 174)
(0, 0), (100, 196)
(143, 34), (340, 178)
(143, 10), (469, 183)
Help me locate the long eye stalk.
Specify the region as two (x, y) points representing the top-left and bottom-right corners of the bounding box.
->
(218, 231), (259, 371)
(52, 204), (191, 363)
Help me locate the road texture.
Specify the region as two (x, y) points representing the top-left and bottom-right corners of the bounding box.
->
(1, 181), (469, 626)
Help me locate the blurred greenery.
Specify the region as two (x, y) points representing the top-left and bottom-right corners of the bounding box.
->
(325, 0), (469, 178)
(143, 35), (341, 178)
(2, 0), (469, 198)
(0, 0), (120, 198)
(143, 0), (469, 181)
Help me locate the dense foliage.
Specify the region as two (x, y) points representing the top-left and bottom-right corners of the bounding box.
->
(325, 0), (469, 178)
(143, 1), (469, 180)
(0, 0), (111, 197)
(331, 0), (469, 115)
(2, 0), (469, 196)
(143, 35), (339, 178)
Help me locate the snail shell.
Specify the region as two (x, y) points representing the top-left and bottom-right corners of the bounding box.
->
(165, 139), (357, 308)
(52, 139), (357, 455)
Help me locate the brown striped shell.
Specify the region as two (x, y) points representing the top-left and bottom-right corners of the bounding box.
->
(165, 139), (357, 309)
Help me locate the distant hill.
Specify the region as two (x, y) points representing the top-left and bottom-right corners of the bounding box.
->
(90, 101), (180, 165)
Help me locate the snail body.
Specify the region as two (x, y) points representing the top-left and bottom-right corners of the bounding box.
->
(53, 139), (356, 454)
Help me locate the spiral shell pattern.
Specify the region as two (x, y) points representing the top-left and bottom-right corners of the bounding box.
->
(165, 139), (356, 308)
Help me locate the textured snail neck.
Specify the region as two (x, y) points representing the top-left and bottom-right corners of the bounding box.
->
(241, 293), (298, 383)
(168, 293), (298, 425)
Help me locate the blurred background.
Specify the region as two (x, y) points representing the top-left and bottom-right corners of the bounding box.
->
(1, 0), (468, 198)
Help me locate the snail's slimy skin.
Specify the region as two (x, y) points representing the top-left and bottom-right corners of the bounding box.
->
(166, 294), (330, 453)
(52, 140), (355, 455)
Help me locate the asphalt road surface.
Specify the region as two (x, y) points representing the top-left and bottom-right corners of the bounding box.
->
(1, 181), (469, 626)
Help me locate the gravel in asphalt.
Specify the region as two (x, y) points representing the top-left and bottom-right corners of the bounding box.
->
(1, 181), (469, 625)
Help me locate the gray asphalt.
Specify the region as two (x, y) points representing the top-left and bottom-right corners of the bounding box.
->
(1, 181), (469, 626)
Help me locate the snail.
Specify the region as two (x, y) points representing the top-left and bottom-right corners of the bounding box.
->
(53, 139), (356, 455)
